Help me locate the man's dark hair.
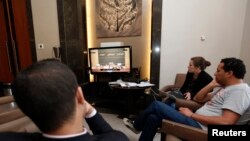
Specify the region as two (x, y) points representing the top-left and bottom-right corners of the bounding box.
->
(221, 57), (246, 79)
(12, 59), (78, 132)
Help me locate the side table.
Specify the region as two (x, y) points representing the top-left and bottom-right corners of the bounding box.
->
(109, 84), (153, 117)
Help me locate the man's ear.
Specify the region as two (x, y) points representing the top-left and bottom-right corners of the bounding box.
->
(226, 70), (234, 78)
(76, 86), (85, 104)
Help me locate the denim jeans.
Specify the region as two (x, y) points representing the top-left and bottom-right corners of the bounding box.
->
(133, 101), (201, 141)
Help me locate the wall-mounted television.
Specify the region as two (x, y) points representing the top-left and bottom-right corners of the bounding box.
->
(88, 46), (132, 74)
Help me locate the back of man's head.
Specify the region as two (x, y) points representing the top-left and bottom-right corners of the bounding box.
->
(220, 57), (246, 79)
(12, 59), (78, 133)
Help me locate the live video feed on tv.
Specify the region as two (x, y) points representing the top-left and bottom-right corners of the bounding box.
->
(89, 47), (131, 73)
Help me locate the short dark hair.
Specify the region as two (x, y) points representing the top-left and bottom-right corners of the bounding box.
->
(220, 57), (246, 79)
(12, 59), (78, 132)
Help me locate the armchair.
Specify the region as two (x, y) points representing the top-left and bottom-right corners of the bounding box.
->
(160, 119), (207, 141)
(159, 73), (186, 98)
(160, 98), (250, 141)
(0, 95), (39, 132)
(160, 97), (205, 141)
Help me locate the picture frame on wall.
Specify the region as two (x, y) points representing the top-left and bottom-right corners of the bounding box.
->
(95, 0), (142, 38)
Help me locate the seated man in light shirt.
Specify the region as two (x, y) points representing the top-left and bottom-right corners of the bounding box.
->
(123, 57), (250, 141)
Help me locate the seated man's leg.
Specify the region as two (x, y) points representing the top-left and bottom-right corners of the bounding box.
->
(129, 100), (201, 141)
(133, 101), (161, 131)
(139, 114), (161, 141)
(133, 101), (176, 130)
(164, 98), (176, 108)
(154, 101), (201, 128)
(133, 101), (201, 131)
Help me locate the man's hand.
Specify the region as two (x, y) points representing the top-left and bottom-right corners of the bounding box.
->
(208, 79), (220, 88)
(193, 79), (220, 103)
(84, 101), (94, 116)
(179, 107), (194, 117)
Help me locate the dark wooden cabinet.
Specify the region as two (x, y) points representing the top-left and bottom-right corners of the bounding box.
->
(0, 0), (33, 83)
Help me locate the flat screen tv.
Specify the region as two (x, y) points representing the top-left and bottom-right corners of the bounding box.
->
(88, 46), (132, 74)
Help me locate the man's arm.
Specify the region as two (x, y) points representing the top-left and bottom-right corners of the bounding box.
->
(83, 102), (129, 141)
(191, 109), (241, 125)
(193, 80), (219, 103)
(179, 108), (241, 125)
(84, 102), (113, 134)
(85, 112), (114, 134)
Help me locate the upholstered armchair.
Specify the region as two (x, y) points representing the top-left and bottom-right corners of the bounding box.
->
(157, 73), (205, 141)
(160, 73), (186, 91)
(159, 73), (186, 98)
(160, 98), (206, 141)
(0, 95), (39, 132)
(160, 97), (250, 141)
(160, 119), (207, 141)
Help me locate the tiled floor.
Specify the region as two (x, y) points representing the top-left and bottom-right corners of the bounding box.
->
(84, 112), (161, 141)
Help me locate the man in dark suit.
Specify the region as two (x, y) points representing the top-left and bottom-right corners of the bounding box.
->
(0, 59), (129, 141)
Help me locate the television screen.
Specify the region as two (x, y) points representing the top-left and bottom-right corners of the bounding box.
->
(89, 46), (132, 74)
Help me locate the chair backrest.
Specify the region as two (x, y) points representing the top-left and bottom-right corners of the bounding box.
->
(0, 109), (25, 124)
(237, 105), (250, 125)
(0, 95), (25, 124)
(174, 73), (186, 88)
(0, 95), (39, 132)
(0, 95), (14, 105)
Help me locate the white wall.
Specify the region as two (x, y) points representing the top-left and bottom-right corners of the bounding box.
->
(160, 0), (248, 88)
(31, 0), (60, 61)
(240, 0), (250, 84)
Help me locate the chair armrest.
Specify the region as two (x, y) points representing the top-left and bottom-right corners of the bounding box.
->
(175, 98), (203, 111)
(0, 108), (25, 124)
(0, 95), (40, 133)
(0, 116), (39, 132)
(160, 119), (207, 141)
(0, 95), (14, 105)
(160, 85), (178, 92)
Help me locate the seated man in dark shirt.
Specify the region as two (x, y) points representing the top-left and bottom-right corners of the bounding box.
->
(0, 59), (129, 141)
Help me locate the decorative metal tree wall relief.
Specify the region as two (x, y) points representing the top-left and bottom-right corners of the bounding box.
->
(95, 0), (142, 38)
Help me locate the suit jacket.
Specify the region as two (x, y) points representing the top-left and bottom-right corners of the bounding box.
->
(0, 113), (129, 141)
